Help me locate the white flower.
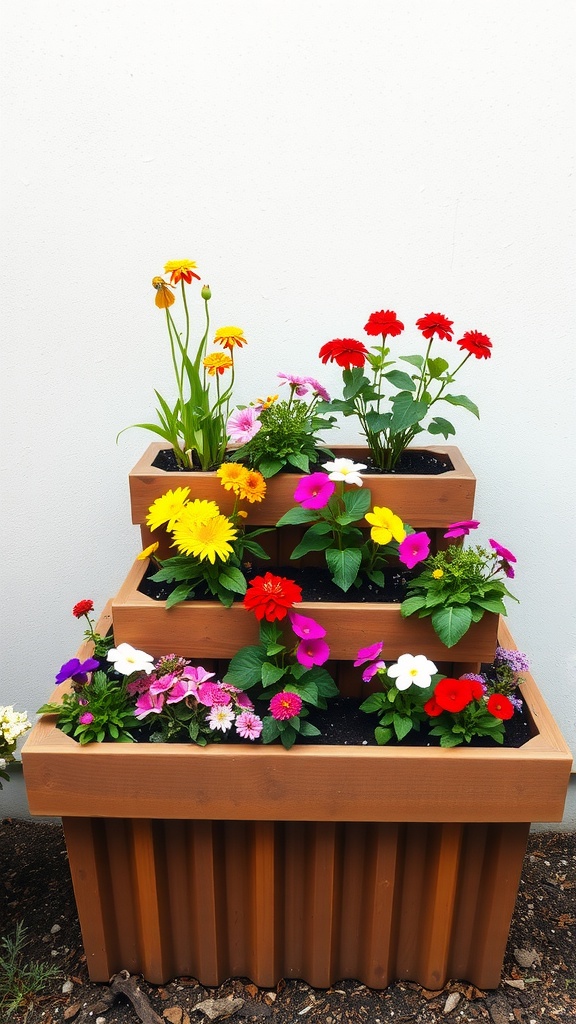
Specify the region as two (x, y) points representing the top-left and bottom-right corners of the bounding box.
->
(107, 643), (154, 676)
(0, 757), (6, 770)
(0, 706), (31, 746)
(322, 458), (367, 487)
(387, 653), (438, 691)
(208, 705), (235, 732)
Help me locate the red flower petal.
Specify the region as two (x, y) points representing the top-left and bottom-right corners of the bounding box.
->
(318, 338), (369, 368)
(364, 310), (405, 337)
(415, 312), (454, 341)
(456, 330), (492, 359)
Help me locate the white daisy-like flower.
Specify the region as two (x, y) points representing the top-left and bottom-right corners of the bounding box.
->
(322, 458), (367, 487)
(387, 653), (438, 691)
(107, 643), (155, 676)
(208, 705), (235, 732)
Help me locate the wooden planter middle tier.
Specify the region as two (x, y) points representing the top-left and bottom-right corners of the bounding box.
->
(111, 558), (499, 663)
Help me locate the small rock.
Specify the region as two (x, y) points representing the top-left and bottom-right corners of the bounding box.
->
(51, 948), (59, 957)
(513, 947), (541, 968)
(51, 923), (62, 934)
(488, 1000), (511, 1024)
(96, 1018), (107, 1024)
(443, 991), (460, 1014)
(264, 992), (276, 1004)
(504, 979), (525, 990)
(61, 980), (74, 994)
(164, 1008), (183, 1024)
(193, 996), (245, 1020)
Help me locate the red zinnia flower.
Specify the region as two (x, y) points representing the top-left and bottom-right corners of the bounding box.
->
(364, 310), (405, 338)
(456, 330), (492, 360)
(415, 312), (454, 341)
(269, 691), (303, 721)
(423, 696), (443, 717)
(243, 573), (303, 621)
(433, 677), (474, 713)
(318, 338), (369, 369)
(487, 693), (515, 720)
(72, 599), (94, 618)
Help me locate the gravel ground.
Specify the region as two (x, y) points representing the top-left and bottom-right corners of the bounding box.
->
(1, 820), (575, 1024)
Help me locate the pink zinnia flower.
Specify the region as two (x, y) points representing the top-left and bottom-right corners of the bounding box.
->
(293, 472), (335, 510)
(236, 711), (264, 740)
(277, 372), (310, 396)
(303, 376), (331, 402)
(296, 637), (330, 668)
(362, 661), (386, 683)
(354, 641), (384, 667)
(288, 610), (326, 640)
(444, 519), (480, 539)
(197, 682), (231, 707)
(79, 712), (94, 725)
(398, 531), (431, 569)
(134, 692), (165, 719)
(269, 691), (303, 721)
(226, 406), (262, 444)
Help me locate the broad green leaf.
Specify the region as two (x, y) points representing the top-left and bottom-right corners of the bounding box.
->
(444, 394), (480, 418)
(258, 457), (285, 477)
(359, 693), (388, 713)
(473, 596), (507, 614)
(342, 367), (369, 400)
(165, 583), (193, 608)
(389, 393), (428, 433)
(262, 662), (286, 687)
(262, 717), (280, 743)
(427, 416), (456, 438)
(325, 546), (362, 591)
(341, 487), (372, 520)
(431, 605), (473, 647)
(400, 595), (428, 616)
(399, 354), (424, 369)
(286, 451), (310, 472)
(426, 356), (449, 379)
(383, 370), (416, 391)
(218, 567), (247, 594)
(291, 526), (334, 559)
(276, 506), (319, 527)
(224, 646), (267, 687)
(286, 679), (319, 704)
(365, 410), (392, 433)
(298, 721), (321, 737)
(375, 726), (393, 745)
(393, 715), (414, 741)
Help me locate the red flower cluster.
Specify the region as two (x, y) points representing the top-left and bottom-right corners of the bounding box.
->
(364, 310), (404, 337)
(72, 599), (94, 619)
(243, 573), (302, 622)
(487, 694), (515, 720)
(456, 330), (492, 360)
(318, 338), (368, 369)
(424, 677), (513, 721)
(416, 312), (454, 341)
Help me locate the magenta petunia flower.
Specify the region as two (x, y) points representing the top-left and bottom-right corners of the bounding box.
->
(296, 637), (330, 668)
(362, 660), (386, 683)
(444, 519), (480, 539)
(235, 711), (263, 740)
(293, 472), (335, 509)
(181, 666), (215, 694)
(490, 538), (517, 578)
(134, 692), (165, 719)
(398, 531), (431, 569)
(269, 691), (303, 721)
(354, 641), (384, 667)
(288, 610), (326, 640)
(149, 672), (176, 695)
(79, 712), (94, 725)
(165, 677), (194, 704)
(226, 406), (262, 444)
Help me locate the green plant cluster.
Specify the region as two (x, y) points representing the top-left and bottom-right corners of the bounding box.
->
(0, 922), (61, 1018)
(38, 669), (136, 744)
(234, 399), (334, 477)
(360, 679), (440, 744)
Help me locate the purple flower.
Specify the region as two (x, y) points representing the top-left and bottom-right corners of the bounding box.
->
(288, 610), (326, 640)
(495, 647), (530, 672)
(354, 641), (384, 667)
(277, 372), (310, 396)
(78, 712), (94, 725)
(303, 376), (331, 402)
(444, 519), (480, 539)
(293, 472), (335, 510)
(296, 637), (330, 668)
(226, 406), (262, 444)
(398, 531), (431, 569)
(55, 657), (99, 685)
(489, 538), (517, 578)
(509, 694), (523, 711)
(362, 661), (386, 683)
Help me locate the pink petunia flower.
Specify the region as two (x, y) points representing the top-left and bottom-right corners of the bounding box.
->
(398, 531), (431, 569)
(354, 641), (384, 667)
(444, 519), (480, 539)
(134, 692), (165, 719)
(79, 712), (94, 725)
(293, 472), (335, 510)
(235, 711), (264, 740)
(288, 610), (327, 640)
(165, 677), (194, 704)
(235, 691), (255, 710)
(181, 666), (215, 695)
(197, 682), (231, 707)
(362, 661), (386, 683)
(226, 406), (262, 444)
(269, 691), (303, 721)
(149, 672), (176, 695)
(296, 637), (330, 668)
(489, 538), (517, 578)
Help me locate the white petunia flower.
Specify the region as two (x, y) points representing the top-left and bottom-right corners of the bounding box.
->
(107, 643), (155, 676)
(387, 653), (438, 691)
(322, 458), (367, 487)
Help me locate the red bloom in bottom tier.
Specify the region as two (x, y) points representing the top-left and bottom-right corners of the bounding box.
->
(487, 693), (515, 720)
(433, 677), (474, 713)
(423, 696), (443, 718)
(243, 573), (303, 621)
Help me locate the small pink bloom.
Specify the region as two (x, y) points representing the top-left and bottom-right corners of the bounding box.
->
(236, 711), (264, 740)
(398, 531), (431, 569)
(288, 610), (326, 640)
(489, 539), (516, 563)
(354, 641), (384, 667)
(236, 691), (255, 710)
(293, 472), (335, 510)
(269, 691), (303, 721)
(181, 666), (215, 695)
(134, 692), (165, 719)
(149, 672), (176, 695)
(303, 376), (331, 402)
(277, 372), (310, 396)
(362, 661), (386, 683)
(226, 406), (262, 444)
(296, 637), (330, 668)
(444, 519), (480, 539)
(165, 677), (194, 703)
(197, 682), (231, 707)
(79, 712), (94, 725)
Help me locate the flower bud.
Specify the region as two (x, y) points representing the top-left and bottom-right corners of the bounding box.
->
(201, 284), (211, 301)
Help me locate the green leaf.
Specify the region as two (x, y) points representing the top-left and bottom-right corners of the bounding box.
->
(262, 717), (280, 743)
(444, 394), (480, 418)
(262, 662), (286, 687)
(299, 721), (321, 737)
(218, 567), (247, 594)
(224, 646), (267, 687)
(431, 605), (473, 647)
(393, 715), (414, 741)
(255, 457), (285, 478)
(365, 411), (392, 433)
(341, 487), (372, 519)
(276, 506), (319, 527)
(473, 596), (507, 614)
(241, 538), (271, 560)
(426, 356), (450, 379)
(325, 546), (362, 591)
(359, 693), (388, 713)
(383, 370), (416, 391)
(400, 595), (428, 617)
(399, 354), (424, 369)
(286, 451), (310, 472)
(427, 417), (456, 438)
(291, 525), (335, 559)
(165, 583), (193, 608)
(389, 393), (428, 432)
(342, 367), (369, 400)
(375, 726), (393, 745)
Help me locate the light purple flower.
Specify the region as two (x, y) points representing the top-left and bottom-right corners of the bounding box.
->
(289, 610), (327, 640)
(494, 647), (529, 672)
(362, 661), (386, 683)
(354, 641), (384, 667)
(444, 519), (480, 539)
(134, 692), (165, 719)
(296, 637), (330, 668)
(277, 372), (310, 396)
(303, 376), (331, 402)
(398, 531), (431, 569)
(236, 711), (263, 740)
(79, 712), (94, 725)
(293, 472), (335, 509)
(226, 406), (262, 444)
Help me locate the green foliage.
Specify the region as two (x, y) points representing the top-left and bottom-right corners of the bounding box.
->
(39, 670), (138, 744)
(360, 675), (439, 744)
(234, 399), (335, 477)
(428, 704), (505, 747)
(0, 922), (61, 1018)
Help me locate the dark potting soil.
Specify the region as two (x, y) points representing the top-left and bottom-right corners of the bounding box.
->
(151, 446), (455, 475)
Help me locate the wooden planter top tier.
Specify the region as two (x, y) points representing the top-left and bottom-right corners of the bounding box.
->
(22, 615), (572, 824)
(129, 443), (476, 528)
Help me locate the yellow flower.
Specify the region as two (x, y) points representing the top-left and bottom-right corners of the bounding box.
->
(213, 326), (247, 350)
(365, 506), (406, 545)
(152, 276), (175, 309)
(256, 394), (279, 409)
(176, 499), (220, 528)
(432, 568), (444, 579)
(146, 488), (190, 532)
(217, 463), (248, 493)
(172, 514), (238, 563)
(137, 542), (160, 561)
(203, 352), (234, 376)
(163, 260), (201, 285)
(237, 469), (267, 504)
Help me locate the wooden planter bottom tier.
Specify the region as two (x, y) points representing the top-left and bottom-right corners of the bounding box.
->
(64, 816), (529, 990)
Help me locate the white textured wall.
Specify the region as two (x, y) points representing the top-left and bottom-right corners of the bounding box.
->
(1, 0), (575, 820)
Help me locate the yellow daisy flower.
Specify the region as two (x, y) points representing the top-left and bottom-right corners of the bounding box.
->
(146, 488), (191, 532)
(163, 260), (201, 285)
(217, 463), (248, 494)
(137, 542), (160, 561)
(213, 326), (247, 350)
(176, 499), (220, 528)
(365, 506), (406, 546)
(256, 394), (279, 409)
(236, 469), (267, 504)
(173, 515), (238, 563)
(432, 568), (444, 579)
(152, 276), (175, 309)
(203, 352), (234, 376)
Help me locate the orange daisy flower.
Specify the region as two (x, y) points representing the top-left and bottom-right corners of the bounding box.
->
(213, 326), (247, 350)
(152, 277), (175, 309)
(163, 259), (201, 285)
(203, 352), (234, 376)
(237, 469), (267, 504)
